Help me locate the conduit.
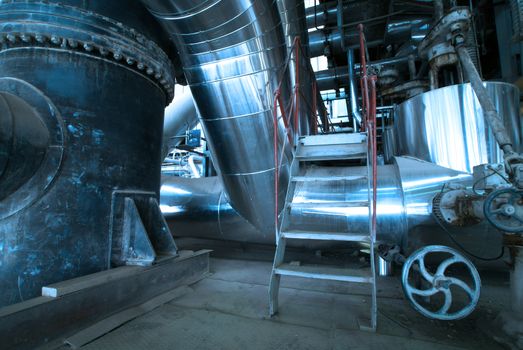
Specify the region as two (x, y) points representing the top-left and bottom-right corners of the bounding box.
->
(143, 0), (294, 234)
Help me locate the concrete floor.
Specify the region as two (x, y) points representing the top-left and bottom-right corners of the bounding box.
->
(60, 256), (510, 350)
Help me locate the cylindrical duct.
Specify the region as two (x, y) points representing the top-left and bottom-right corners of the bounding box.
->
(142, 0), (293, 234)
(394, 82), (522, 173)
(161, 157), (472, 248)
(277, 0), (313, 136)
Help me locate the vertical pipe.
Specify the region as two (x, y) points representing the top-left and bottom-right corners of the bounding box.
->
(348, 49), (363, 126)
(378, 257), (393, 277)
(294, 37), (300, 145)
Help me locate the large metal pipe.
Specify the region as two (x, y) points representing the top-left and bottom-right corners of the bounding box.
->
(279, 0), (310, 55)
(314, 56), (411, 91)
(456, 45), (515, 156)
(142, 0), (293, 233)
(305, 1), (338, 29)
(277, 0), (313, 136)
(309, 29), (384, 58)
(394, 82), (521, 173)
(162, 90), (199, 159)
(315, 67), (349, 91)
(161, 157), (472, 248)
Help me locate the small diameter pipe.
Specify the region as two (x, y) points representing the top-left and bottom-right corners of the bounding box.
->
(347, 49), (363, 125)
(456, 44), (514, 154)
(188, 155), (203, 178)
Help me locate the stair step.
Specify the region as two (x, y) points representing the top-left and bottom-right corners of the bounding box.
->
(295, 144), (367, 162)
(281, 230), (370, 242)
(299, 133), (367, 146)
(274, 263), (373, 283)
(289, 201), (369, 209)
(295, 133), (368, 162)
(291, 175), (366, 182)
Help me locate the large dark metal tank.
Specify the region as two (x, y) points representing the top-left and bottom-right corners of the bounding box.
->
(0, 1), (176, 307)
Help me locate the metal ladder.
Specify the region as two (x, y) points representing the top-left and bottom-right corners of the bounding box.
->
(268, 132), (377, 331)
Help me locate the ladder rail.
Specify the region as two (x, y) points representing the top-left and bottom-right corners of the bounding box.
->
(359, 23), (378, 331)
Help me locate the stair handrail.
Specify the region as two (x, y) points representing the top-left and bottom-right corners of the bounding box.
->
(357, 24), (378, 244)
(272, 36), (327, 236)
(358, 22), (378, 331)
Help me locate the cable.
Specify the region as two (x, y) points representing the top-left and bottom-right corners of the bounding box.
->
(472, 165), (511, 196)
(432, 210), (505, 261)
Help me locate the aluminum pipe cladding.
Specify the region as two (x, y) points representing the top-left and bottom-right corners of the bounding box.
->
(143, 0), (293, 234)
(277, 0), (313, 136)
(394, 82), (522, 173)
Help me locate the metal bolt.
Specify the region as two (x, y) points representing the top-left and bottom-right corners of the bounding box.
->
(113, 52), (122, 60)
(67, 39), (78, 48)
(137, 62), (145, 70)
(50, 35), (60, 45)
(126, 57), (135, 65)
(154, 73), (162, 80)
(146, 67), (154, 75)
(35, 34), (46, 43)
(99, 47), (108, 56)
(450, 23), (461, 33)
(6, 34), (16, 43)
(83, 43), (93, 51)
(453, 34), (465, 46)
(20, 34), (30, 43)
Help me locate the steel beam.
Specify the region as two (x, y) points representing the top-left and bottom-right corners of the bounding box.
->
(0, 250), (211, 350)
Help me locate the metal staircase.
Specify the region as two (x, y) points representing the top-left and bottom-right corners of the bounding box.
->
(268, 132), (378, 331)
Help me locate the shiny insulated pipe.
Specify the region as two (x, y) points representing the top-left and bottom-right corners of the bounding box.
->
(142, 0), (293, 234)
(277, 0), (313, 136)
(161, 156), (474, 248)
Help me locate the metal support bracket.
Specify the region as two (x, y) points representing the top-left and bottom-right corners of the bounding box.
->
(110, 190), (178, 267)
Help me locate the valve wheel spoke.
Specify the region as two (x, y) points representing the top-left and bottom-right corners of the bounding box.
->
(437, 289), (452, 315)
(448, 277), (475, 299)
(416, 256), (434, 283)
(435, 256), (461, 276)
(408, 286), (438, 297)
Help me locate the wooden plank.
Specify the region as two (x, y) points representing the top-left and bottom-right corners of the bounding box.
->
(0, 250), (211, 350)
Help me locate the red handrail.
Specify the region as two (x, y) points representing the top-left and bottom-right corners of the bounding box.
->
(358, 24), (378, 242)
(273, 36), (324, 234)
